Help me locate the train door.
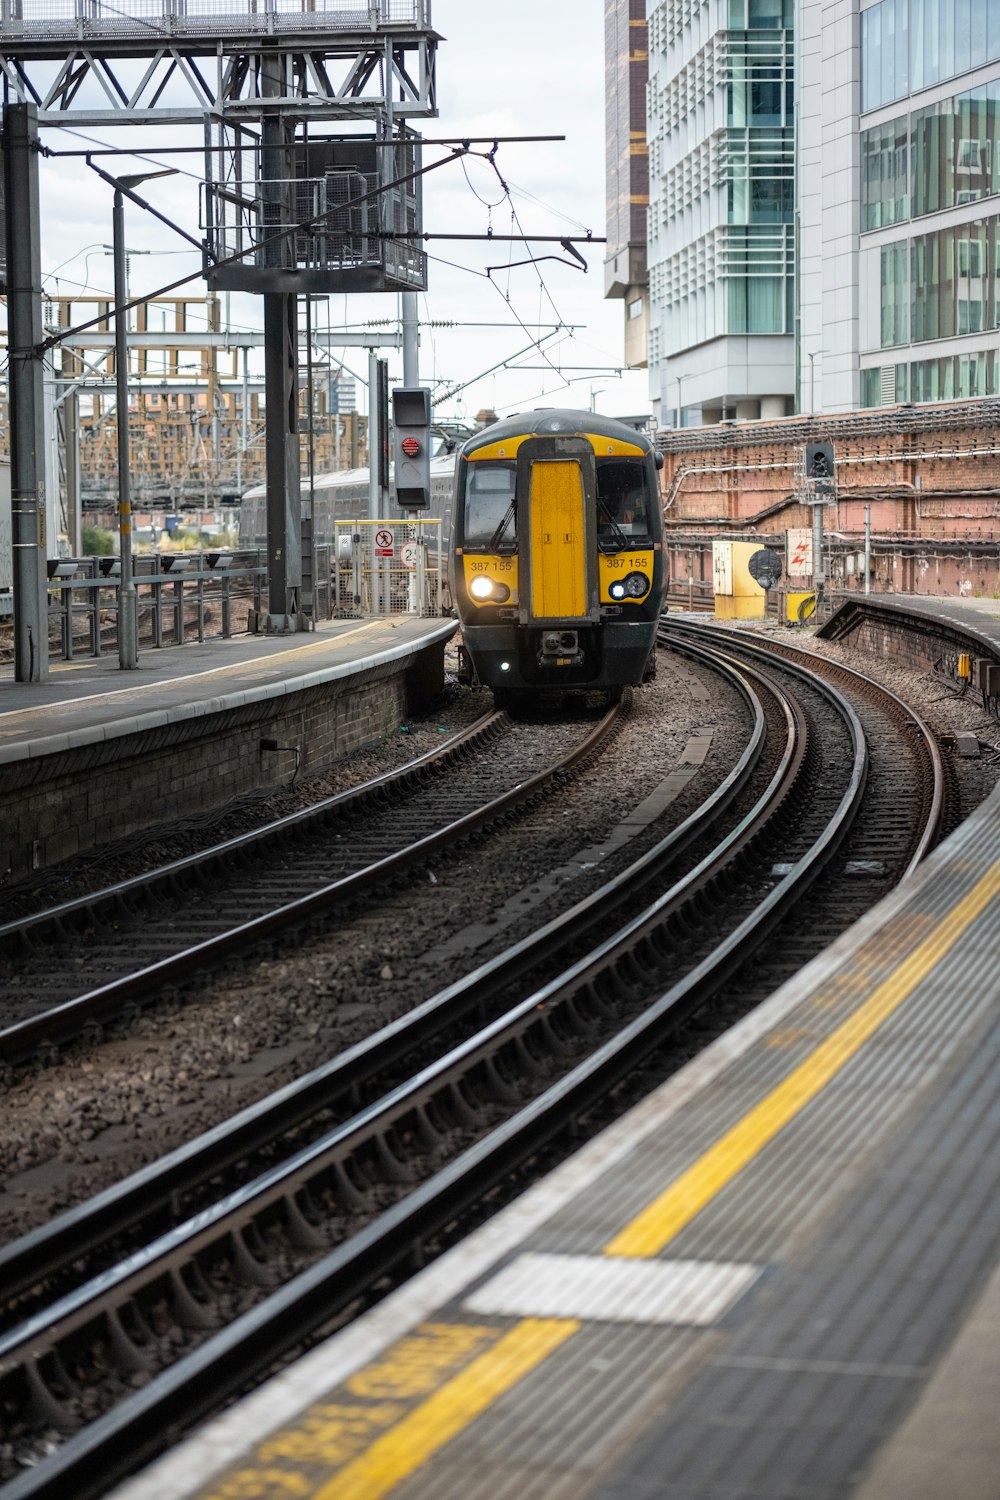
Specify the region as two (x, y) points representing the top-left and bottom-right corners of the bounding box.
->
(516, 436), (600, 627)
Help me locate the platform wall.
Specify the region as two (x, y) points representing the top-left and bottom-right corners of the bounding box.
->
(1, 647), (443, 881)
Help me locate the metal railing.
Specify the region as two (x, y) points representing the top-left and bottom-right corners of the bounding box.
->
(0, 0), (430, 36)
(37, 529), (441, 662)
(43, 551), (268, 660)
(203, 164), (426, 292)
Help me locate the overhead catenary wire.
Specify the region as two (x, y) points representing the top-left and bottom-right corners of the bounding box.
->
(33, 139), (600, 356)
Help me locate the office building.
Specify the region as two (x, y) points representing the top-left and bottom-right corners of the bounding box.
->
(641, 0), (796, 427)
(605, 0), (651, 370)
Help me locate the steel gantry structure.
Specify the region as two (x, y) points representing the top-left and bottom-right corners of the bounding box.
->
(1, 0), (439, 676)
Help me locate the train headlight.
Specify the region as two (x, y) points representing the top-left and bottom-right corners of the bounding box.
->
(609, 581), (627, 601)
(469, 575), (511, 603)
(623, 570), (650, 598)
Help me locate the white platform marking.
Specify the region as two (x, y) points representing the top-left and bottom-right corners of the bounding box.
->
(463, 1253), (761, 1326)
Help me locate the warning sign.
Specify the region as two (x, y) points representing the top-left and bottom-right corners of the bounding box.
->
(375, 527), (394, 557)
(786, 528), (812, 578)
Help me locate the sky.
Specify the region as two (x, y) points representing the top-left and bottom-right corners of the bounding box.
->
(28, 0), (650, 426)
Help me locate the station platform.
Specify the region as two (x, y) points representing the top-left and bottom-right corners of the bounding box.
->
(819, 590), (1000, 669)
(0, 616), (456, 880)
(106, 749), (1000, 1497)
(0, 616), (457, 766)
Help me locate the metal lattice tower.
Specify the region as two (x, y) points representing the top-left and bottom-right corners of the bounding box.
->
(1, 0), (439, 637)
(0, 1), (438, 126)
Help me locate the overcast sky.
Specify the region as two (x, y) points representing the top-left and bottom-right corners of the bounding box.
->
(30, 0), (648, 424)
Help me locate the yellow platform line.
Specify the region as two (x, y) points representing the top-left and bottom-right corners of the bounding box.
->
(605, 859), (1000, 1259)
(312, 1318), (578, 1500)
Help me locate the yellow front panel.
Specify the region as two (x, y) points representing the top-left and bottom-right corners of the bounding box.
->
(466, 436), (529, 462)
(529, 460), (587, 619)
(463, 555), (519, 603)
(582, 433), (645, 457)
(599, 551), (653, 600)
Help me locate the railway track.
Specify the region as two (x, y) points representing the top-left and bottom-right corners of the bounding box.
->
(0, 629), (948, 1500)
(0, 703), (625, 1066)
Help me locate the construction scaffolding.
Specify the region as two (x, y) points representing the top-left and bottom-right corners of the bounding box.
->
(0, 292), (367, 523)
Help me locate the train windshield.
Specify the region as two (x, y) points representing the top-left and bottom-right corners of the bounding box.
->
(596, 457), (653, 552)
(463, 460), (517, 551)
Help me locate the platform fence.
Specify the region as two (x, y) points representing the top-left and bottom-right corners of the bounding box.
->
(330, 517), (444, 620)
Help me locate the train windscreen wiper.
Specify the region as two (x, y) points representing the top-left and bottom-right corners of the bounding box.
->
(597, 499), (629, 553)
(487, 500), (517, 552)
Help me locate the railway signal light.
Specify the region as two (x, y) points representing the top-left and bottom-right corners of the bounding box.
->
(392, 387), (432, 510)
(805, 442), (836, 481)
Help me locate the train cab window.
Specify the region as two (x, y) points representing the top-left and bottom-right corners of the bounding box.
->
(463, 460), (517, 551)
(596, 457), (653, 551)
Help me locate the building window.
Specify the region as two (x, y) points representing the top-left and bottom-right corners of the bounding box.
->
(861, 117), (909, 231)
(879, 217), (1000, 350)
(628, 297), (644, 319)
(912, 81), (999, 218)
(863, 0), (1000, 111)
(862, 83), (1000, 230)
(727, 127), (796, 225)
(880, 241), (910, 346)
(861, 0), (909, 112)
(728, 34), (794, 130)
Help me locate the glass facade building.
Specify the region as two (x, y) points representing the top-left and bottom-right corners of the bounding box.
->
(858, 0), (1000, 407)
(642, 0), (795, 426)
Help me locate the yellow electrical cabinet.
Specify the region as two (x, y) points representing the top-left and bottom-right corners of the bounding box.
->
(712, 539), (766, 619)
(785, 590), (816, 623)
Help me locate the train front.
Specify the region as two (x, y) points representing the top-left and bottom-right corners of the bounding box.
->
(452, 410), (665, 698)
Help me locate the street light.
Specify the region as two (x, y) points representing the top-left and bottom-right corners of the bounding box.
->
(806, 348), (829, 416)
(675, 371), (693, 430)
(110, 167), (178, 668)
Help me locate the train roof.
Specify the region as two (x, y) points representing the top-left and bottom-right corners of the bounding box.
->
(459, 408), (658, 458)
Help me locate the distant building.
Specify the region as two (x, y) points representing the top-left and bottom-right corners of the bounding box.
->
(800, 0), (1000, 413)
(604, 0), (650, 372)
(327, 372), (357, 414)
(642, 0), (796, 429)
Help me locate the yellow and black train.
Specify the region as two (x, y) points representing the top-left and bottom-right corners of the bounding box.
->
(451, 409), (666, 703)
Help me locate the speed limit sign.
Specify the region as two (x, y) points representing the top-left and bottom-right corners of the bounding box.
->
(400, 540), (422, 571)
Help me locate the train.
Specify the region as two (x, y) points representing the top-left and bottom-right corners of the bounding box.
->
(450, 409), (666, 703)
(238, 451), (457, 550)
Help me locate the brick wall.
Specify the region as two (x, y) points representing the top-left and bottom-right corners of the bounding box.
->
(658, 397), (1000, 545)
(1, 645), (442, 881)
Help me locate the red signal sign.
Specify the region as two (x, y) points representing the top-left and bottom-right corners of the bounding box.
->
(401, 436), (421, 458)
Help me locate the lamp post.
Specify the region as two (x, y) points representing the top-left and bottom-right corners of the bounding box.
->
(109, 167), (178, 668)
(807, 349), (828, 416)
(675, 371), (692, 430)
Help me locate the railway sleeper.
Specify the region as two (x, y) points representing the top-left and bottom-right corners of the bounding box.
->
(408, 1103), (444, 1153)
(506, 1031), (546, 1080)
(444, 1078), (482, 1127)
(559, 994), (601, 1039)
(106, 1302), (157, 1374)
(373, 1131), (414, 1184)
(330, 1160), (368, 1210)
(229, 1223), (279, 1288)
(480, 1053), (522, 1105)
(283, 1191), (330, 1252)
(24, 1354), (77, 1432)
(533, 1009), (579, 1059)
(170, 1265), (219, 1330)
